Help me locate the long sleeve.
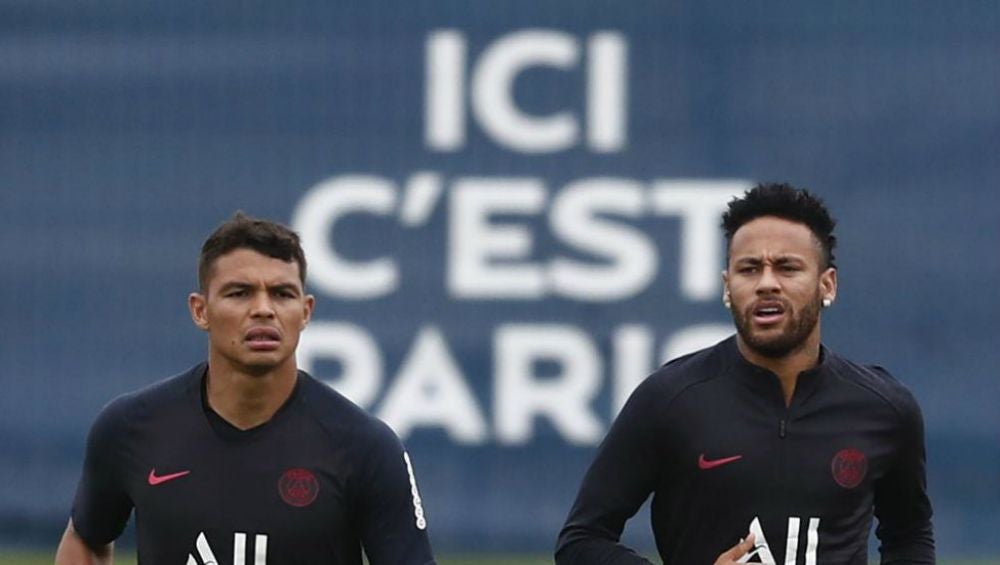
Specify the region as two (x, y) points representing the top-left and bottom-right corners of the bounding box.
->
(555, 379), (663, 565)
(874, 385), (935, 564)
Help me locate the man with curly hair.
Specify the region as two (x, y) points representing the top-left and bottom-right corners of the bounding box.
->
(557, 183), (934, 564)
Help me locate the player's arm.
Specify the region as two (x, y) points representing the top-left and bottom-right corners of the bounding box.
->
(55, 519), (114, 565)
(873, 385), (935, 564)
(357, 421), (436, 565)
(554, 379), (664, 565)
(60, 398), (134, 565)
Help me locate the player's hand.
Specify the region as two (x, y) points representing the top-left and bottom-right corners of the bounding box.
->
(713, 533), (755, 564)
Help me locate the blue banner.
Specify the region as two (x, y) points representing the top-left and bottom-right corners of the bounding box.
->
(1, 2), (998, 556)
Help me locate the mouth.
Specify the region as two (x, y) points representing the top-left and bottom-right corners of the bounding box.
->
(244, 327), (281, 351)
(751, 300), (787, 326)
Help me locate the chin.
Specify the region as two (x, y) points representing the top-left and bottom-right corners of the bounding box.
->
(238, 354), (285, 375)
(741, 329), (803, 359)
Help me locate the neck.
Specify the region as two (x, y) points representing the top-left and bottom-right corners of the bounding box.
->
(736, 331), (822, 406)
(205, 354), (298, 430)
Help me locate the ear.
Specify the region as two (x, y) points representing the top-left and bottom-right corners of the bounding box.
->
(302, 294), (316, 329)
(189, 292), (210, 331)
(720, 270), (732, 307)
(820, 267), (837, 305)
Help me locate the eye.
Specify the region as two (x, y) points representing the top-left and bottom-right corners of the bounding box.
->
(739, 266), (758, 274)
(225, 289), (248, 298)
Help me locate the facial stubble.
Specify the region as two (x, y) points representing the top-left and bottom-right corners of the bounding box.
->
(731, 290), (823, 359)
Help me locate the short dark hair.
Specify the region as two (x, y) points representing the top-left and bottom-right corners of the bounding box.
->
(722, 183), (837, 269)
(198, 212), (307, 291)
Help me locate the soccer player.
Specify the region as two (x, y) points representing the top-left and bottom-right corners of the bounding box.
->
(555, 184), (934, 564)
(55, 213), (436, 565)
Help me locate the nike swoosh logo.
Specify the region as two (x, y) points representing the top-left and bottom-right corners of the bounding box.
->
(698, 453), (743, 470)
(147, 468), (191, 486)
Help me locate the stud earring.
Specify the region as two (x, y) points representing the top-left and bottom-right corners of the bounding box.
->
(822, 298), (832, 308)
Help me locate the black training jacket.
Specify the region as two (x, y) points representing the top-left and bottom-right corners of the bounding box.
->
(557, 337), (934, 564)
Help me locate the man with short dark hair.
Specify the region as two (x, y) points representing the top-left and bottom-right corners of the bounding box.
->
(556, 184), (934, 564)
(56, 213), (436, 565)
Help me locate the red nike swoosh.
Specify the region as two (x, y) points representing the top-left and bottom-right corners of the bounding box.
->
(147, 468), (191, 486)
(698, 454), (743, 470)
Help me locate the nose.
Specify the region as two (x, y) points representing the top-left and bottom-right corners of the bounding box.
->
(756, 265), (781, 295)
(250, 291), (276, 318)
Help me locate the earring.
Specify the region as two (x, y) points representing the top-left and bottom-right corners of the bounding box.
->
(723, 294), (732, 309)
(822, 298), (832, 308)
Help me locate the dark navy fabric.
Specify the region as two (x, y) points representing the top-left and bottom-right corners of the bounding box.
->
(557, 337), (933, 564)
(72, 364), (435, 565)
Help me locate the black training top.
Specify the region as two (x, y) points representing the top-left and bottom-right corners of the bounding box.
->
(556, 337), (934, 565)
(71, 363), (436, 565)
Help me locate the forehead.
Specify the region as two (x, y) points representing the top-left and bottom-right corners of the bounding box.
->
(206, 248), (301, 289)
(729, 216), (821, 261)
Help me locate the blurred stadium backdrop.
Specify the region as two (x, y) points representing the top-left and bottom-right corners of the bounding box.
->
(1, 1), (998, 562)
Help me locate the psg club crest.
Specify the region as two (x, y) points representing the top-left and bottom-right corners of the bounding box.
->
(831, 448), (867, 489)
(278, 468), (319, 507)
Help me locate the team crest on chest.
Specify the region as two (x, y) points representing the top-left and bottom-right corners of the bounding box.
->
(278, 468), (319, 507)
(831, 448), (867, 489)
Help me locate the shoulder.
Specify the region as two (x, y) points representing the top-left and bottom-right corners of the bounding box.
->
(635, 339), (731, 408)
(86, 363), (203, 445)
(118, 363), (202, 406)
(96, 363), (202, 420)
(825, 353), (923, 421)
(614, 339), (731, 426)
(295, 372), (403, 450)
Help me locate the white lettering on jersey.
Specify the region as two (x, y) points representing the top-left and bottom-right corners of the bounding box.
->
(187, 531), (268, 565)
(738, 517), (775, 564)
(234, 532), (245, 565)
(737, 517), (820, 564)
(403, 451), (428, 530)
(804, 517), (819, 565)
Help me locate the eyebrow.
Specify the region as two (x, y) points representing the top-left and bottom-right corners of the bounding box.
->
(216, 281), (301, 294)
(734, 255), (806, 265)
(217, 281), (251, 292)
